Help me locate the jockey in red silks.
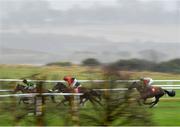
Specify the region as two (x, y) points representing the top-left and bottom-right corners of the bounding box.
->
(140, 77), (154, 90)
(63, 76), (81, 93)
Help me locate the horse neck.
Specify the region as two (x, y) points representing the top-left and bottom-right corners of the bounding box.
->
(15, 85), (26, 93)
(133, 82), (143, 92)
(58, 85), (67, 92)
(136, 86), (143, 92)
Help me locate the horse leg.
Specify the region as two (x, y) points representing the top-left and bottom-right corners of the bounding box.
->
(98, 96), (102, 101)
(48, 90), (56, 103)
(19, 98), (22, 104)
(80, 98), (88, 106)
(90, 96), (103, 106)
(96, 93), (101, 101)
(21, 97), (30, 104)
(89, 97), (96, 105)
(149, 96), (159, 108)
(80, 97), (86, 106)
(93, 91), (101, 101)
(19, 97), (29, 104)
(19, 97), (27, 104)
(150, 93), (164, 108)
(136, 97), (142, 106)
(143, 98), (155, 105)
(50, 95), (56, 103)
(56, 99), (67, 106)
(23, 100), (29, 104)
(82, 98), (89, 106)
(79, 96), (83, 105)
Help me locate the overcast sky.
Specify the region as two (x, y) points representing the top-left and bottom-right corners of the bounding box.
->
(46, 0), (179, 11)
(0, 0), (179, 42)
(0, 0), (179, 64)
(1, 0), (179, 24)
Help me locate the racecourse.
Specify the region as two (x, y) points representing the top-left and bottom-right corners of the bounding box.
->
(0, 65), (180, 126)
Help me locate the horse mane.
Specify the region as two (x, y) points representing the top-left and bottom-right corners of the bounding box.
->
(55, 82), (68, 91)
(16, 84), (26, 87)
(57, 82), (66, 87)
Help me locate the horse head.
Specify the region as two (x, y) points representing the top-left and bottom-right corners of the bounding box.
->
(128, 81), (138, 90)
(128, 81), (143, 91)
(14, 84), (26, 93)
(52, 82), (66, 92)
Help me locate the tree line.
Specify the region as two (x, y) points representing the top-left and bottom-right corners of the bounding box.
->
(46, 58), (180, 73)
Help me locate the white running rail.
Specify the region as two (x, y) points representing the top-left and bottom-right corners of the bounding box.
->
(0, 93), (83, 97)
(1, 79), (180, 83)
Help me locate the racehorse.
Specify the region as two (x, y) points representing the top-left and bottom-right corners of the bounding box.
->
(128, 81), (176, 108)
(13, 84), (56, 104)
(52, 82), (102, 106)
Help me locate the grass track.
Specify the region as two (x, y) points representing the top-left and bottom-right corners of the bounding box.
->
(0, 65), (180, 126)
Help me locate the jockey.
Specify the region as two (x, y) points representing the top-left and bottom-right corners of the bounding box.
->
(140, 77), (153, 89)
(63, 76), (81, 93)
(23, 79), (36, 90)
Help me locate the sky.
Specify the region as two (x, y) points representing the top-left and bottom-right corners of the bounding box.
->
(47, 0), (119, 11)
(47, 0), (179, 11)
(0, 0), (179, 64)
(0, 0), (179, 43)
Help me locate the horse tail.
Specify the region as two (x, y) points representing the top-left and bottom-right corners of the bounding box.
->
(164, 89), (176, 97)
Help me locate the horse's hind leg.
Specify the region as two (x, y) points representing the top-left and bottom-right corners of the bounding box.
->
(89, 97), (96, 105)
(97, 94), (102, 101)
(91, 96), (103, 106)
(95, 91), (102, 101)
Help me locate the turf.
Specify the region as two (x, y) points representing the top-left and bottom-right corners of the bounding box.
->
(0, 65), (180, 126)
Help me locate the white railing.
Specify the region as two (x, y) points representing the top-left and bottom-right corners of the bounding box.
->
(1, 85), (180, 93)
(1, 79), (180, 83)
(0, 79), (180, 93)
(0, 93), (83, 97)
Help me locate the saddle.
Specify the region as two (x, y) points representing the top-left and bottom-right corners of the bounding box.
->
(143, 85), (157, 94)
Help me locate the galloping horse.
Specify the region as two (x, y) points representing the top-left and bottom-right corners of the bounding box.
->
(52, 82), (102, 106)
(128, 81), (176, 108)
(13, 84), (56, 104)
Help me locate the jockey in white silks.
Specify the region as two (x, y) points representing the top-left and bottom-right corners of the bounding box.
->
(140, 77), (154, 89)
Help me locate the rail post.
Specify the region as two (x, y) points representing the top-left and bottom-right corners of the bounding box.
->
(70, 88), (80, 126)
(35, 81), (45, 126)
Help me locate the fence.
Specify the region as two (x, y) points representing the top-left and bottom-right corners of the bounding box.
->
(1, 79), (180, 82)
(0, 79), (179, 125)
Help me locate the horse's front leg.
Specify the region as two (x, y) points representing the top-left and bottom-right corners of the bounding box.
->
(50, 95), (56, 103)
(143, 98), (155, 105)
(19, 98), (22, 104)
(149, 96), (159, 108)
(80, 97), (88, 106)
(56, 99), (67, 106)
(19, 97), (29, 104)
(136, 97), (142, 106)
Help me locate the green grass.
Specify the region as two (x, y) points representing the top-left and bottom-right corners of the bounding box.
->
(0, 65), (103, 80)
(0, 65), (180, 126)
(151, 100), (180, 125)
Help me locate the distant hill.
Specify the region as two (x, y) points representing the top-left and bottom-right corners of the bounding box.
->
(0, 32), (180, 64)
(0, 47), (62, 65)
